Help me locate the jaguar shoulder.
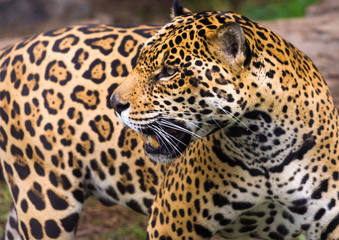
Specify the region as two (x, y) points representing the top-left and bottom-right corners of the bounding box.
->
(0, 24), (166, 239)
(112, 2), (339, 240)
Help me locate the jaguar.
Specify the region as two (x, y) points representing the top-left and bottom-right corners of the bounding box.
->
(112, 1), (339, 239)
(0, 23), (169, 239)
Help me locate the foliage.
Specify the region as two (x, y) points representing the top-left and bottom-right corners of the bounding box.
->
(184, 0), (318, 20)
(296, 233), (307, 240)
(240, 0), (318, 20)
(0, 182), (11, 237)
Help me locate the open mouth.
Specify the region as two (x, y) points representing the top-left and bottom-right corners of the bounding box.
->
(139, 121), (192, 158)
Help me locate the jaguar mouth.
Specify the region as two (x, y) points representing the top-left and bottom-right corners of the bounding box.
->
(139, 121), (192, 159)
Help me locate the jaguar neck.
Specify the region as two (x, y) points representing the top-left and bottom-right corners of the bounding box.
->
(211, 110), (319, 179)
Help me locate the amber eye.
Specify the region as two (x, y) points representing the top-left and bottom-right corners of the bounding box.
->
(158, 66), (178, 80)
(165, 67), (176, 76)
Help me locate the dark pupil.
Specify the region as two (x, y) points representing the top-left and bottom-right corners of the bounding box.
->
(158, 67), (175, 79)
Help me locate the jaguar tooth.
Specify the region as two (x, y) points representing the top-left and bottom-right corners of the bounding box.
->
(147, 135), (160, 149)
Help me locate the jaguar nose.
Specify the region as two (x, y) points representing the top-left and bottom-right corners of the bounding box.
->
(110, 94), (130, 115)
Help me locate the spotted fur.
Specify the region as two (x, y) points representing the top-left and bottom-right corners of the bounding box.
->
(112, 3), (339, 240)
(0, 24), (167, 240)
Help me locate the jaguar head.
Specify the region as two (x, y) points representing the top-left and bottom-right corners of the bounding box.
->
(111, 1), (254, 163)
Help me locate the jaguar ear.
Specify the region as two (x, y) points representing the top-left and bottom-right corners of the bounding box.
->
(211, 22), (247, 70)
(171, 0), (191, 18)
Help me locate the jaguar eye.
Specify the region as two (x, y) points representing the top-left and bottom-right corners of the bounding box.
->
(165, 67), (176, 76)
(158, 66), (177, 80)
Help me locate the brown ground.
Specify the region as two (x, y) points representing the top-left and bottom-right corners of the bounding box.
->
(0, 1), (338, 239)
(77, 198), (148, 240)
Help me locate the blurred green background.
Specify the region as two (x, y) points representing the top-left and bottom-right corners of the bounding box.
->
(0, 0), (318, 38)
(185, 0), (318, 20)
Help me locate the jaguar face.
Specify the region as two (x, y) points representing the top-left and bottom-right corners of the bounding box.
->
(111, 12), (254, 163)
